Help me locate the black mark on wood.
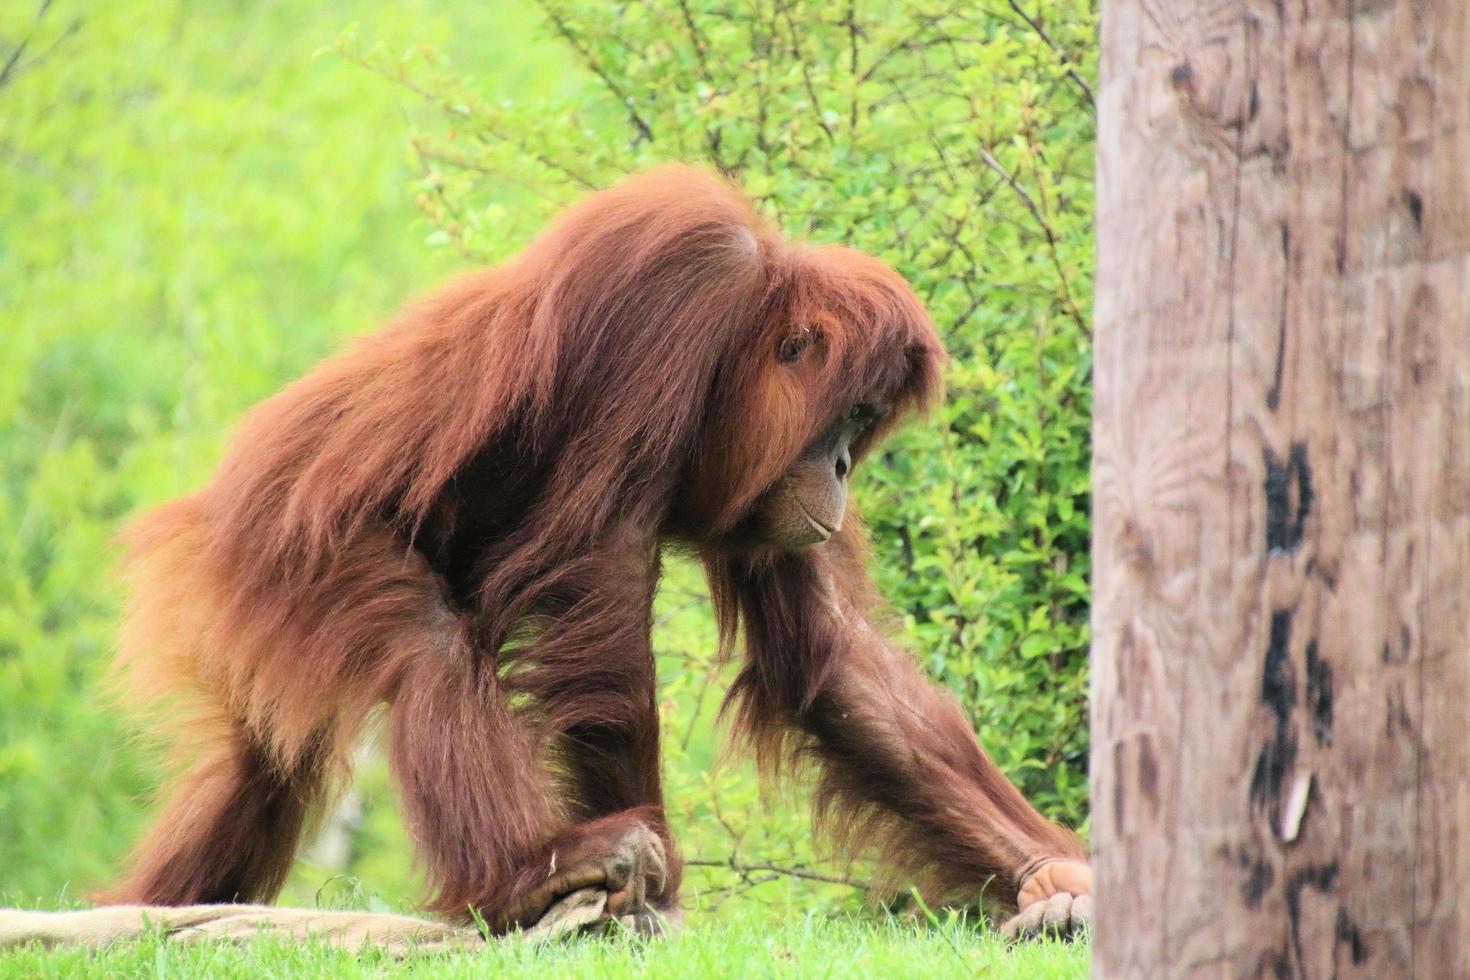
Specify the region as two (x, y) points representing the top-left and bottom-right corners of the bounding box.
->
(1121, 518), (1155, 573)
(1265, 443), (1313, 553)
(1138, 736), (1158, 805)
(1170, 62), (1193, 88)
(1265, 451), (1291, 547)
(1307, 555), (1338, 590)
(1265, 224), (1290, 410)
(1242, 856), (1275, 908)
(1386, 684), (1413, 738)
(1335, 908), (1369, 964)
(1251, 610), (1298, 814)
(1288, 444), (1313, 543)
(1404, 188), (1423, 229)
(1305, 639), (1333, 746)
(1285, 863), (1340, 970)
(1113, 741), (1127, 829)
(1261, 610), (1296, 723)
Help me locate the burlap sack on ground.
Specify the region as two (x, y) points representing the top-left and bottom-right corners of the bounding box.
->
(0, 887), (608, 955)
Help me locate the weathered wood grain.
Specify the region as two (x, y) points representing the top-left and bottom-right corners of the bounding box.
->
(1091, 0), (1470, 975)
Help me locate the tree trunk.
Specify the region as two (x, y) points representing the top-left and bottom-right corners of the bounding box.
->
(1091, 0), (1470, 976)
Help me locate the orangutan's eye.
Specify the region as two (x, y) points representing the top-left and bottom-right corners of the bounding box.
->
(848, 404), (885, 430)
(777, 333), (808, 363)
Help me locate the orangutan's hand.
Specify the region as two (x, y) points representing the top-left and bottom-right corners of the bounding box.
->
(1001, 860), (1093, 940)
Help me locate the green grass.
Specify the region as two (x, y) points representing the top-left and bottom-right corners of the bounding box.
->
(0, 913), (1087, 979)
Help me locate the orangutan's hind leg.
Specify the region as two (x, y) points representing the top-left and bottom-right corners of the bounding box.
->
(98, 728), (326, 906)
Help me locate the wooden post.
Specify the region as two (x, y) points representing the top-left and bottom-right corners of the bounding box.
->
(1091, 0), (1470, 975)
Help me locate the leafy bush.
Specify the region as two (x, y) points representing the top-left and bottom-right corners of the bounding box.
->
(0, 0), (565, 905)
(1, 0), (1096, 919)
(352, 0), (1097, 826)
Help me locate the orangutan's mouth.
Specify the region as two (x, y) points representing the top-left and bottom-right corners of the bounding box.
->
(798, 504), (835, 540)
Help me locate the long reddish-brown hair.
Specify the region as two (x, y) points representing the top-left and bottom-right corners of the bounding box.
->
(103, 164), (1085, 927)
(113, 165), (936, 809)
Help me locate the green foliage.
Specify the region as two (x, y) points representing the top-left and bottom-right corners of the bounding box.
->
(0, 0), (1095, 940)
(0, 0), (568, 905)
(354, 0), (1097, 823)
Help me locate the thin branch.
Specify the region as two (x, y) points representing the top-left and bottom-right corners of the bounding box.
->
(537, 2), (655, 144)
(845, 0), (860, 131)
(750, 0), (777, 159)
(409, 141), (478, 259)
(0, 0), (48, 89)
(1003, 0), (1095, 108)
(883, 76), (958, 183)
(652, 598), (709, 632)
(855, 10), (950, 86)
(974, 145), (1086, 330)
(881, 27), (1088, 335)
(410, 138), (567, 202)
(777, 4), (834, 143)
(949, 290), (987, 333)
(674, 0), (715, 86)
(671, 0), (734, 172)
(701, 872), (783, 907)
(678, 654), (721, 752)
(687, 858), (871, 890)
(0, 0), (76, 93)
(340, 48), (598, 189)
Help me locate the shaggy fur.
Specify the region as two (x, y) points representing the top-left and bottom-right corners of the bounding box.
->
(100, 165), (1081, 927)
